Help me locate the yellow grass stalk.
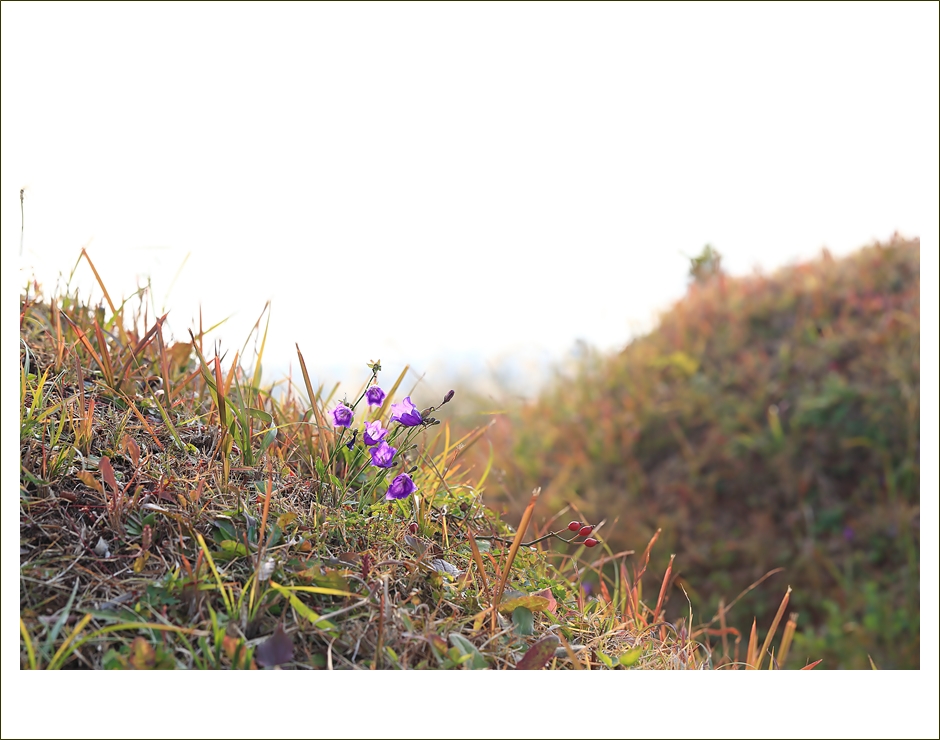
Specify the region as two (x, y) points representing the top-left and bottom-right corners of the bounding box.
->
(755, 586), (791, 670)
(777, 612), (798, 668)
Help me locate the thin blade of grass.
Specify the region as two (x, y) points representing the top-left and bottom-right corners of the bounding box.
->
(756, 586), (791, 671)
(19, 619), (37, 670)
(48, 613), (93, 670)
(491, 487), (540, 631)
(651, 553), (675, 631)
(92, 320), (115, 388)
(777, 612), (798, 668)
(466, 526), (489, 595)
(249, 303), (271, 393)
(745, 618), (758, 670)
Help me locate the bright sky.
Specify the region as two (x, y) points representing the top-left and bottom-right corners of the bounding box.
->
(2, 3), (938, 733)
(3, 3), (937, 393)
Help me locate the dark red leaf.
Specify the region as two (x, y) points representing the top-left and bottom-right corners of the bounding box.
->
(255, 624), (294, 668)
(516, 636), (559, 670)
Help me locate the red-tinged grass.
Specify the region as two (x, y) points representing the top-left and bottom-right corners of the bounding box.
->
(19, 259), (819, 671)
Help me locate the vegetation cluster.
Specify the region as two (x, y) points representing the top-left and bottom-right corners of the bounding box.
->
(463, 237), (920, 669)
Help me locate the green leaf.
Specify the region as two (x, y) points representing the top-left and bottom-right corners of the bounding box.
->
(216, 540), (249, 559)
(619, 646), (644, 667)
(474, 539), (491, 553)
(247, 407), (273, 424)
(512, 606), (535, 636)
(259, 423), (278, 456)
(598, 651), (615, 668)
(449, 634), (488, 669)
(214, 518), (237, 541)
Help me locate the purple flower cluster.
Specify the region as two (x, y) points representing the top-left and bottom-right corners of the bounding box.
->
(329, 386), (433, 501)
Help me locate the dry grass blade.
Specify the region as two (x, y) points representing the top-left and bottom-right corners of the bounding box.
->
(91, 320), (116, 388)
(777, 612), (798, 668)
(745, 618), (758, 670)
(755, 586), (791, 670)
(652, 553), (675, 637)
(466, 526), (489, 594)
(491, 487), (540, 631)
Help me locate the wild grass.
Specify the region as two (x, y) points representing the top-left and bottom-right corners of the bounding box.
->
(18, 249), (814, 670)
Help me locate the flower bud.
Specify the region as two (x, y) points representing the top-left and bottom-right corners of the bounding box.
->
(578, 525), (594, 537)
(567, 521), (582, 532)
(408, 522), (419, 535)
(442, 390), (455, 404)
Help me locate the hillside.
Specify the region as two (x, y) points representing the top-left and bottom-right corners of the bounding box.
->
(464, 237), (920, 669)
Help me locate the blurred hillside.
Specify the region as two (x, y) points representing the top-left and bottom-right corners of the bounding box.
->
(455, 236), (920, 669)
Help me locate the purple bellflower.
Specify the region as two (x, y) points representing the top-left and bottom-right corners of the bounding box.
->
(386, 473), (417, 501)
(366, 385), (386, 407)
(363, 420), (388, 446)
(369, 440), (397, 468)
(390, 396), (422, 427)
(332, 403), (353, 428)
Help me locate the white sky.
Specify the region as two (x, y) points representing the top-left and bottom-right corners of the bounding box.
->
(3, 3), (937, 389)
(2, 3), (938, 733)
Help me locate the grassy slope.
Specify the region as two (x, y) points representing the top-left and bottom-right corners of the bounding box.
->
(461, 237), (920, 669)
(20, 251), (810, 670)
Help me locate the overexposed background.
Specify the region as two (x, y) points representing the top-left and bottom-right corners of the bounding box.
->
(3, 3), (936, 396)
(2, 4), (938, 737)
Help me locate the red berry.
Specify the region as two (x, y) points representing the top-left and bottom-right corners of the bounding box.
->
(567, 521), (582, 532)
(584, 537), (598, 548)
(408, 522), (419, 535)
(578, 525), (594, 537)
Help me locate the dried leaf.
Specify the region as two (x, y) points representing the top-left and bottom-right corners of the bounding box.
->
(255, 625), (294, 668)
(532, 588), (558, 614)
(99, 455), (121, 496)
(122, 435), (141, 467)
(222, 635), (257, 669)
(276, 512), (297, 529)
(94, 537), (111, 558)
(76, 471), (103, 494)
(128, 637), (156, 669)
(516, 636), (559, 670)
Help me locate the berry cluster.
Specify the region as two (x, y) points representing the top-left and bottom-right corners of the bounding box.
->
(566, 521), (598, 548)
